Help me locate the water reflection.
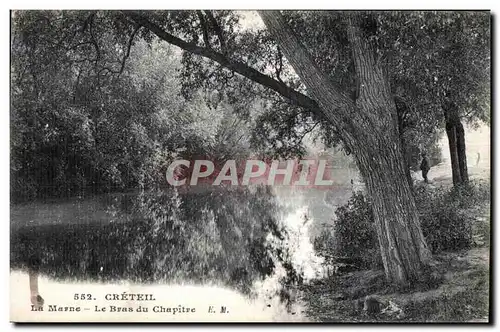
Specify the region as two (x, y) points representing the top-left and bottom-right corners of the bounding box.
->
(11, 186), (300, 299)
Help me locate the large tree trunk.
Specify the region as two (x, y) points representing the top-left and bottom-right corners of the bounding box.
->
(444, 102), (468, 185)
(259, 11), (432, 286)
(456, 121), (469, 182)
(354, 140), (432, 283)
(445, 120), (463, 185)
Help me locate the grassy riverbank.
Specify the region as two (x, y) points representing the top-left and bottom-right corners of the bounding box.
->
(301, 181), (490, 323)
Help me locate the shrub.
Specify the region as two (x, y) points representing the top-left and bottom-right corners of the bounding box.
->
(322, 192), (381, 269)
(414, 184), (474, 253)
(315, 180), (486, 270)
(447, 179), (490, 209)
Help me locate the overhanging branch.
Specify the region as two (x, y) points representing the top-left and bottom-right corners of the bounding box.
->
(122, 11), (321, 113)
(258, 11), (353, 107)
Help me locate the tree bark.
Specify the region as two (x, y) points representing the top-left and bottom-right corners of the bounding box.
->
(259, 11), (432, 286)
(444, 102), (468, 185)
(445, 120), (462, 185)
(456, 121), (469, 182)
(354, 141), (432, 284)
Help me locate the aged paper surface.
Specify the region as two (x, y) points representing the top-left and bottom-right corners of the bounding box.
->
(10, 10), (491, 323)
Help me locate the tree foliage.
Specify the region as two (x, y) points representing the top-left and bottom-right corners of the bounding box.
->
(11, 11), (258, 201)
(10, 10), (490, 286)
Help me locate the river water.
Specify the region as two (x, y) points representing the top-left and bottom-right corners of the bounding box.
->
(10, 124), (490, 322)
(10, 165), (362, 322)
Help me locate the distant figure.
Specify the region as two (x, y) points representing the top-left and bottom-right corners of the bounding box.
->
(420, 153), (430, 184)
(476, 152), (481, 166)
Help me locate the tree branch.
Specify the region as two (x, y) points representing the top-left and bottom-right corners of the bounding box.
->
(97, 24), (140, 77)
(203, 10), (226, 52)
(89, 13), (100, 66)
(122, 11), (321, 113)
(196, 11), (211, 49)
(257, 11), (354, 129)
(288, 121), (321, 154)
(118, 25), (141, 74)
(275, 46), (284, 83)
